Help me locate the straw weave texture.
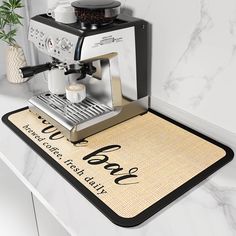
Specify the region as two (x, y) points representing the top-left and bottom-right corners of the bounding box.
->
(9, 110), (225, 218)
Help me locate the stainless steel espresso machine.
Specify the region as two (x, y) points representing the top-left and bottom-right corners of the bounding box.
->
(19, 0), (148, 143)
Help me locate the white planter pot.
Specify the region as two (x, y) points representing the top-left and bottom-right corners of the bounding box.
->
(6, 45), (29, 83)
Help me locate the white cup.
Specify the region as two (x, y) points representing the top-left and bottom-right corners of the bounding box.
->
(66, 84), (86, 103)
(47, 4), (77, 24)
(48, 69), (67, 95)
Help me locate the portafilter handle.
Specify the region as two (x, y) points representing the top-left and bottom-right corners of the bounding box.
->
(64, 62), (96, 80)
(19, 63), (53, 78)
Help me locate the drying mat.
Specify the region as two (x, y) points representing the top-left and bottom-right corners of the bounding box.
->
(2, 107), (234, 227)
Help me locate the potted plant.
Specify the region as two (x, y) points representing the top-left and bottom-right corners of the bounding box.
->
(0, 0), (28, 83)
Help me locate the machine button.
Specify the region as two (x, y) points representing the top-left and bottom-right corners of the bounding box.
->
(35, 29), (39, 36)
(55, 37), (61, 45)
(30, 27), (34, 34)
(40, 32), (45, 39)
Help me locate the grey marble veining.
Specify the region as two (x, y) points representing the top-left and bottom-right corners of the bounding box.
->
(117, 0), (236, 135)
(164, 0), (235, 107)
(204, 182), (236, 233)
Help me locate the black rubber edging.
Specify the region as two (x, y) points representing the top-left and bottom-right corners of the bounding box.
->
(2, 107), (234, 227)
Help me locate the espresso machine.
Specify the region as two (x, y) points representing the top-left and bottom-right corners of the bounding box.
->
(19, 0), (148, 143)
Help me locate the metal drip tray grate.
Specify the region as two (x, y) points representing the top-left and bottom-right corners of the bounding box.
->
(36, 93), (112, 125)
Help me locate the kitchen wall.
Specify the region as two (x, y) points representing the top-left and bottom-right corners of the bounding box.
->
(121, 0), (236, 134)
(0, 0), (7, 73)
(2, 0), (236, 134)
(0, 44), (6, 74)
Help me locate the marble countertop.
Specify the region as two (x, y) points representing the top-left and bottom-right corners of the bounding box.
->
(0, 74), (236, 236)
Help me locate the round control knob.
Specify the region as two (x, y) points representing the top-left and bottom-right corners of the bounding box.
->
(61, 38), (72, 51)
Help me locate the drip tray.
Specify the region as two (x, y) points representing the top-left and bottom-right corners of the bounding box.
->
(29, 93), (112, 126)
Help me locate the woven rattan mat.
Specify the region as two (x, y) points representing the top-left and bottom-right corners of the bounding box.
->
(2, 108), (233, 227)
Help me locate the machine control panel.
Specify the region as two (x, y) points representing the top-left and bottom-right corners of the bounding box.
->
(28, 20), (79, 63)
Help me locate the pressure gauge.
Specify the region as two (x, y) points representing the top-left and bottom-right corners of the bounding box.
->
(46, 37), (54, 52)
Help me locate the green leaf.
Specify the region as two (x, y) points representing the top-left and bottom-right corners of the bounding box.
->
(0, 5), (10, 11)
(15, 13), (23, 19)
(9, 0), (23, 9)
(0, 31), (5, 39)
(0, 21), (5, 29)
(2, 1), (12, 10)
(4, 12), (21, 24)
(0, 0), (24, 45)
(15, 1), (23, 8)
(8, 28), (17, 36)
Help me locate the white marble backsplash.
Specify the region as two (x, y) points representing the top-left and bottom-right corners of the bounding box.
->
(118, 0), (236, 134)
(15, 0), (236, 134)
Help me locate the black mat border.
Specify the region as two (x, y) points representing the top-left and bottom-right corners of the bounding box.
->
(2, 107), (234, 227)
